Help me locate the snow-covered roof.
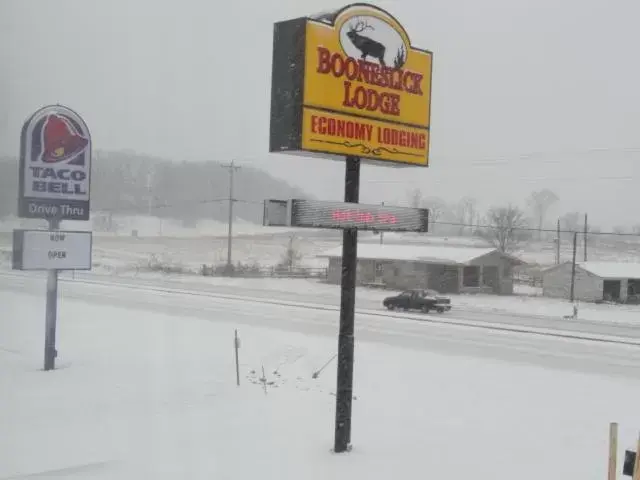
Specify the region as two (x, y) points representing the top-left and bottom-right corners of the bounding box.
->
(318, 243), (511, 265)
(579, 262), (640, 279)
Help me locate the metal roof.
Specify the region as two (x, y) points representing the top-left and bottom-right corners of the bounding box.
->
(543, 261), (640, 279)
(317, 243), (522, 266)
(579, 262), (640, 279)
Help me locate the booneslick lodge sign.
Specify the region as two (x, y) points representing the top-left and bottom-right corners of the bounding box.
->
(269, 3), (433, 166)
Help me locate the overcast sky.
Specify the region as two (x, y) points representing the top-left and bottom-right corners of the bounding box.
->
(1, 0), (638, 228)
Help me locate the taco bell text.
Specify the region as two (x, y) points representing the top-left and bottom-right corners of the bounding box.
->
(29, 166), (88, 195)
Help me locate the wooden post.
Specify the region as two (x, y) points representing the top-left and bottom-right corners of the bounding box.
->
(609, 422), (618, 480)
(261, 365), (268, 396)
(234, 329), (240, 386)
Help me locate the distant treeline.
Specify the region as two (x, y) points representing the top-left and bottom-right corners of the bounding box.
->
(0, 151), (310, 224)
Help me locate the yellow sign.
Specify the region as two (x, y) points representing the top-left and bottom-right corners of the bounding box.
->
(270, 3), (433, 167)
(301, 108), (429, 165)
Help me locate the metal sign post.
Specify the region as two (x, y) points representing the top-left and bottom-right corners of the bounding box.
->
(334, 155), (360, 452)
(263, 188), (429, 454)
(44, 217), (60, 371)
(13, 104), (93, 371)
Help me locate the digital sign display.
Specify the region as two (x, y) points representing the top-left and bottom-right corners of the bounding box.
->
(290, 199), (428, 232)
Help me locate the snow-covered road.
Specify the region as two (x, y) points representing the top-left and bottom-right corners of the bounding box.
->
(2, 270), (640, 339)
(3, 272), (640, 378)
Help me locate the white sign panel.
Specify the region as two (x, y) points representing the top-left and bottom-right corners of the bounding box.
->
(263, 199), (292, 227)
(18, 105), (92, 221)
(12, 230), (92, 270)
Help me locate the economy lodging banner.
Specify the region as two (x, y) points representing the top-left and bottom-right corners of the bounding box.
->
(270, 3), (433, 167)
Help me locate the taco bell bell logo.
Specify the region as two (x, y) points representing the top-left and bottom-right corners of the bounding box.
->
(18, 105), (92, 221)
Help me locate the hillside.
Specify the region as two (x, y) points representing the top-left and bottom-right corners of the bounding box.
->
(0, 151), (311, 224)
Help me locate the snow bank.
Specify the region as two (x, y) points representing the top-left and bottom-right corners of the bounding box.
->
(3, 291), (640, 479)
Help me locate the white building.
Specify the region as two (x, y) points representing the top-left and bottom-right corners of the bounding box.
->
(542, 261), (640, 303)
(318, 243), (525, 295)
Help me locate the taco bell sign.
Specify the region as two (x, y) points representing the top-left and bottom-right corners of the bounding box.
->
(18, 105), (92, 221)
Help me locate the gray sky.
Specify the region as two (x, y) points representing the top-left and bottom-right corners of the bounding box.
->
(1, 0), (638, 228)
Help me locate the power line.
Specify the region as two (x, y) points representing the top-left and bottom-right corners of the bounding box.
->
(427, 146), (640, 166)
(429, 219), (640, 237)
(368, 174), (637, 185)
(93, 197), (640, 238)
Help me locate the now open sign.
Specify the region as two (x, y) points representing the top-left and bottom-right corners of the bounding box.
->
(12, 229), (92, 271)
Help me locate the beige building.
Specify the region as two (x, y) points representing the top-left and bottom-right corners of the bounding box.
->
(318, 243), (525, 295)
(542, 261), (640, 303)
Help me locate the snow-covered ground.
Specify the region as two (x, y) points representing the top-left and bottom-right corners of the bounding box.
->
(7, 267), (639, 326)
(0, 214), (300, 238)
(3, 214), (640, 271)
(0, 218), (334, 271)
(3, 280), (640, 479)
(2, 214), (640, 327)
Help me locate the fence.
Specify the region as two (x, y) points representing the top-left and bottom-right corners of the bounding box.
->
(513, 267), (543, 288)
(200, 263), (328, 280)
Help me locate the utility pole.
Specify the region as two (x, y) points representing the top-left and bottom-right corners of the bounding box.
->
(221, 161), (241, 271)
(583, 213), (588, 262)
(570, 232), (577, 302)
(556, 218), (561, 265)
(146, 167), (161, 235)
(146, 168), (154, 217)
(379, 201), (384, 245)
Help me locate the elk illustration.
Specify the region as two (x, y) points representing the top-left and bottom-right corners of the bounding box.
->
(393, 44), (406, 69)
(346, 20), (386, 66)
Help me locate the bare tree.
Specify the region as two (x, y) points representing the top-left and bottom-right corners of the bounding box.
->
(422, 197), (449, 234)
(408, 188), (423, 208)
(479, 205), (530, 253)
(406, 190), (451, 234)
(559, 211), (581, 239)
(455, 197), (476, 236)
(527, 189), (559, 239)
(278, 234), (302, 272)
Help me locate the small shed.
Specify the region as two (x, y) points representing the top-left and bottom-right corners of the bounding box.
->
(317, 243), (525, 295)
(542, 261), (640, 303)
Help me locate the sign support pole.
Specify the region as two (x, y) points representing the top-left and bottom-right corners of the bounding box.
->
(44, 217), (60, 371)
(334, 155), (360, 453)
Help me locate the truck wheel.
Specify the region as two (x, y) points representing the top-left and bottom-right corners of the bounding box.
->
(436, 307), (445, 313)
(422, 305), (430, 313)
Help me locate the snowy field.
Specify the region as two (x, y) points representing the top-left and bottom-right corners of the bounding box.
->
(2, 215), (640, 273)
(0, 217), (335, 272)
(2, 214), (640, 329)
(3, 276), (640, 479)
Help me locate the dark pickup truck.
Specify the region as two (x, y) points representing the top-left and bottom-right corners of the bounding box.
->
(383, 289), (452, 313)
